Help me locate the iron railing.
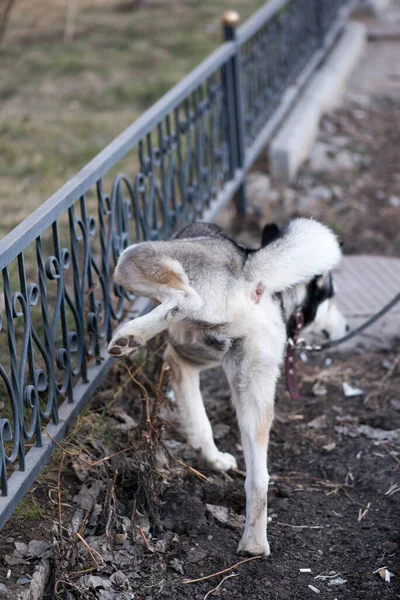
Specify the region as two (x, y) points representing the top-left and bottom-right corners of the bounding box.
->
(0, 0), (356, 526)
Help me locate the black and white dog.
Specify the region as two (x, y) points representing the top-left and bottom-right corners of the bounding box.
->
(108, 219), (348, 556)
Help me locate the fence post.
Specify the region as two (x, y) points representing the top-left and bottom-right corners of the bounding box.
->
(221, 10), (247, 216)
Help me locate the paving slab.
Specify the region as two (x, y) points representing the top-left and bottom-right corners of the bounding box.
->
(333, 254), (400, 350)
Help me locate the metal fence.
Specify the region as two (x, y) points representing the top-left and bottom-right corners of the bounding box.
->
(0, 0), (356, 526)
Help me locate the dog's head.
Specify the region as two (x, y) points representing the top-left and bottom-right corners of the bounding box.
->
(300, 273), (349, 341)
(261, 223), (349, 341)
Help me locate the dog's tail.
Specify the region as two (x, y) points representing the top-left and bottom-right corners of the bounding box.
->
(245, 218), (341, 293)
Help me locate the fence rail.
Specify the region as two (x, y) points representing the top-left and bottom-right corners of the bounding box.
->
(0, 0), (356, 527)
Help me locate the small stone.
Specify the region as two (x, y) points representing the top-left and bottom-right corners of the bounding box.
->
(16, 577), (31, 585)
(331, 135), (350, 148)
(342, 382), (363, 397)
(79, 575), (112, 590)
(322, 442), (336, 453)
(388, 195), (400, 208)
(246, 173), (271, 202)
(390, 399), (400, 411)
(382, 360), (393, 370)
(313, 382), (328, 396)
(113, 532), (127, 545)
(328, 577), (347, 586)
(310, 185), (333, 201)
(308, 415), (327, 430)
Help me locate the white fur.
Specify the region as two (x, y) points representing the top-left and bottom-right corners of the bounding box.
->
(245, 218), (341, 292)
(309, 298), (348, 340)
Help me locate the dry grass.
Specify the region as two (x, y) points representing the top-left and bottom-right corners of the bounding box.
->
(0, 0), (264, 238)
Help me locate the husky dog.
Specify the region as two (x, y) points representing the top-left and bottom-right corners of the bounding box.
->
(107, 219), (348, 557)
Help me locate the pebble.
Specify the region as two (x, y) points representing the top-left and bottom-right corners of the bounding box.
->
(388, 195), (400, 208)
(310, 185), (333, 201)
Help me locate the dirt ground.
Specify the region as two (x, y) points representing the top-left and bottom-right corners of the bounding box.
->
(1, 10), (400, 600)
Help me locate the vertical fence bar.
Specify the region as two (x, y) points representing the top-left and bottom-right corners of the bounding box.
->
(221, 10), (248, 216)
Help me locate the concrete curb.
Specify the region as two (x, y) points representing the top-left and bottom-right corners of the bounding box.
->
(269, 22), (366, 184)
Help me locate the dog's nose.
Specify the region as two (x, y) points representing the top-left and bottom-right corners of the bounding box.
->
(321, 329), (330, 340)
(346, 324), (350, 332)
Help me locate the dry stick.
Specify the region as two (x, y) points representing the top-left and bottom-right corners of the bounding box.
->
(105, 470), (118, 538)
(183, 556), (262, 584)
(138, 367), (169, 406)
(275, 522), (323, 529)
(74, 532), (103, 566)
(203, 573), (239, 600)
(382, 442), (400, 468)
(57, 452), (65, 542)
(157, 362), (168, 390)
(175, 459), (213, 484)
(128, 373), (152, 427)
(138, 526), (150, 549)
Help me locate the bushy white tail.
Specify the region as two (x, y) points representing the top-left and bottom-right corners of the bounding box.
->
(245, 219), (341, 293)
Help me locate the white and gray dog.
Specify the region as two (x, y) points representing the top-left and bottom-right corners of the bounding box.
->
(107, 218), (348, 557)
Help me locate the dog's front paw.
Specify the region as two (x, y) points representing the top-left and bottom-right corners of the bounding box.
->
(237, 536), (270, 557)
(108, 334), (141, 358)
(208, 451), (238, 472)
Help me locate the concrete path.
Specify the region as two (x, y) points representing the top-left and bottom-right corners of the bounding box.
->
(348, 0), (400, 103)
(335, 0), (400, 350)
(334, 256), (400, 350)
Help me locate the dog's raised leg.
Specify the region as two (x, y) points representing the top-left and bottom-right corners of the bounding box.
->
(224, 342), (279, 557)
(165, 344), (237, 472)
(108, 250), (201, 357)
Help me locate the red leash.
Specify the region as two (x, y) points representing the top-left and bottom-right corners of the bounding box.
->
(285, 309), (304, 400)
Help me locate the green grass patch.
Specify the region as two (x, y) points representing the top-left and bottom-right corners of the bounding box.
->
(14, 497), (46, 521)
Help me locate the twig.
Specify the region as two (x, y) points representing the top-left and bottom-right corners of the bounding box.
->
(74, 532), (103, 566)
(128, 374), (152, 428)
(382, 442), (400, 468)
(57, 453), (65, 542)
(138, 526), (150, 549)
(275, 522), (323, 529)
(105, 470), (118, 537)
(183, 556), (262, 584)
(157, 362), (168, 390)
(357, 502), (371, 522)
(175, 459), (213, 484)
(203, 573), (239, 599)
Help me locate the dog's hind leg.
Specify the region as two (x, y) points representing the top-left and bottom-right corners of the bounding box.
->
(224, 340), (280, 556)
(165, 344), (237, 472)
(108, 246), (202, 357)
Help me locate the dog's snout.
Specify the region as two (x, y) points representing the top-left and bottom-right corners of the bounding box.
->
(321, 329), (330, 340)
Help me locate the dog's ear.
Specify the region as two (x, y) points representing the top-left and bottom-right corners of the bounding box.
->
(261, 223), (280, 247)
